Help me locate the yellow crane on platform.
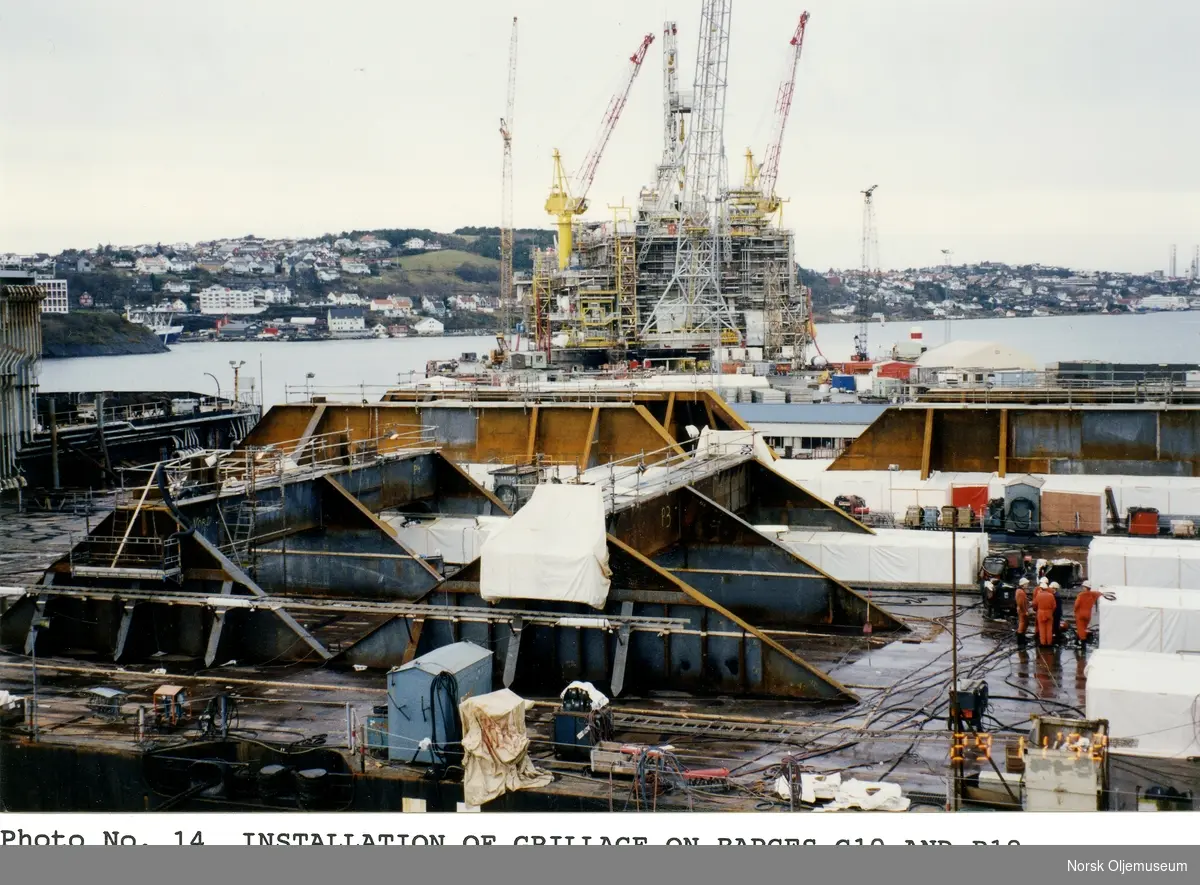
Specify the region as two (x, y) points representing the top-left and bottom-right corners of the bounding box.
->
(545, 33), (654, 270)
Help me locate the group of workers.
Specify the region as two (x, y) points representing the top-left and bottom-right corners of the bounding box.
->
(1013, 577), (1103, 648)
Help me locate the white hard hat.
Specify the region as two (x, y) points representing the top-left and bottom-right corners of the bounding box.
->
(1018, 578), (1029, 586)
(1050, 581), (1061, 590)
(1039, 577), (1049, 586)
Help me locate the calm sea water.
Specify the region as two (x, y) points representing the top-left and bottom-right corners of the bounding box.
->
(38, 311), (1198, 405)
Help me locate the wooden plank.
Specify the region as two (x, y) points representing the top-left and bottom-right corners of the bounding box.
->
(920, 407), (934, 481)
(525, 405), (540, 462)
(401, 617), (426, 665)
(663, 392), (676, 438)
(998, 408), (1008, 478)
(580, 406), (600, 472)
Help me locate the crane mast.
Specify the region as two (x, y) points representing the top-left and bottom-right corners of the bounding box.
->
(545, 33), (654, 271)
(855, 184), (878, 362)
(499, 17), (518, 333)
(756, 11), (808, 216)
(647, 22), (687, 218)
(642, 0), (739, 344)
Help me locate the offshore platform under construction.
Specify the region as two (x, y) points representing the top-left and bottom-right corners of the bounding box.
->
(514, 3), (813, 367)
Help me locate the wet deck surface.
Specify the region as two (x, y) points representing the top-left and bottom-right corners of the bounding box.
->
(0, 501), (1093, 812)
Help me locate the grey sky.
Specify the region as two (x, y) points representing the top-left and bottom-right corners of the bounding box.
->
(1, 0), (1197, 272)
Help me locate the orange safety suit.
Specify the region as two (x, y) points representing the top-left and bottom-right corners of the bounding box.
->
(1015, 586), (1029, 636)
(1074, 589), (1102, 643)
(1035, 589), (1057, 646)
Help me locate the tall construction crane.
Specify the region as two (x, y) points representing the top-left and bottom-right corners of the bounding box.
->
(854, 184), (878, 362)
(644, 21), (687, 219)
(754, 11), (809, 219)
(642, 0), (738, 343)
(545, 33), (655, 271)
(499, 17), (518, 334)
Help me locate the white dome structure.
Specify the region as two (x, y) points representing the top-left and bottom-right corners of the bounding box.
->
(915, 340), (1038, 371)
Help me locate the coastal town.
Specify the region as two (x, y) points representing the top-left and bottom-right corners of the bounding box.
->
(0, 229), (536, 349)
(817, 254), (1200, 322)
(3, 229), (1200, 354)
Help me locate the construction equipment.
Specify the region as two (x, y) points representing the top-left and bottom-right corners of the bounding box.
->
(545, 33), (655, 271)
(751, 11), (810, 222)
(641, 0), (740, 345)
(499, 17), (518, 333)
(152, 685), (190, 730)
(639, 21), (688, 224)
(488, 332), (510, 368)
(853, 184), (878, 361)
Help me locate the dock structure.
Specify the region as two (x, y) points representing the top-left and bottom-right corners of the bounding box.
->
(831, 402), (1200, 479)
(0, 270), (44, 492)
(17, 390), (261, 490)
(0, 394), (903, 706)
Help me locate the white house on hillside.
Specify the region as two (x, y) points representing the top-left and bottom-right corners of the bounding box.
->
(414, 317), (445, 336)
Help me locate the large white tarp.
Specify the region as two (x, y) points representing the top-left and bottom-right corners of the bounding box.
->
(459, 689), (552, 807)
(778, 529), (985, 588)
(1088, 537), (1200, 590)
(480, 484), (611, 608)
(1097, 586), (1200, 654)
(696, 428), (775, 464)
(1085, 650), (1200, 758)
(385, 515), (512, 566)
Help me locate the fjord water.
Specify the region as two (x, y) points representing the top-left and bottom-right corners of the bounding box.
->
(38, 311), (1198, 406)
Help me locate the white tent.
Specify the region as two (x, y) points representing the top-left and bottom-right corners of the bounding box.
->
(480, 484), (611, 609)
(915, 340), (1038, 370)
(1097, 586), (1200, 654)
(778, 529), (985, 589)
(1085, 649), (1200, 758)
(1088, 537), (1200, 590)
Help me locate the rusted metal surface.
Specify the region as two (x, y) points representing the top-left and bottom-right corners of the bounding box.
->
(241, 401), (709, 467)
(340, 537), (859, 702)
(833, 404), (1200, 477)
(2, 395), (905, 703)
(607, 485), (904, 634)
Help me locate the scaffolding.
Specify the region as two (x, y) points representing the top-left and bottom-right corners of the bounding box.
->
(531, 248), (554, 355)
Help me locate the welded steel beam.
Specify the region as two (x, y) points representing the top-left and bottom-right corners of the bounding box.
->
(608, 485), (904, 633)
(690, 457), (872, 533)
(336, 537), (859, 702)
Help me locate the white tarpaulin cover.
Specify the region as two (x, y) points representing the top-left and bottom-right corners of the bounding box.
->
(696, 428), (775, 464)
(459, 689), (553, 807)
(779, 529), (985, 588)
(1088, 537), (1200, 590)
(480, 484), (611, 608)
(1085, 649), (1200, 759)
(560, 681), (610, 710)
(1097, 587), (1200, 654)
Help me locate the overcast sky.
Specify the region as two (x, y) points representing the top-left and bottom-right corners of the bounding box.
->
(2, 0), (1198, 272)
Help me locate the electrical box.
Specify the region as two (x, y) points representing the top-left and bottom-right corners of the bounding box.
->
(1023, 715), (1108, 812)
(386, 642), (493, 764)
(1128, 507), (1160, 537)
(948, 679), (989, 732)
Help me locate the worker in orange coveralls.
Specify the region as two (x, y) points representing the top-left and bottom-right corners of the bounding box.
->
(1073, 580), (1102, 647)
(1014, 578), (1031, 641)
(1035, 581), (1057, 647)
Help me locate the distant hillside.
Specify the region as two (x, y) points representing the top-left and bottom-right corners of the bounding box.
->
(396, 249), (498, 272)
